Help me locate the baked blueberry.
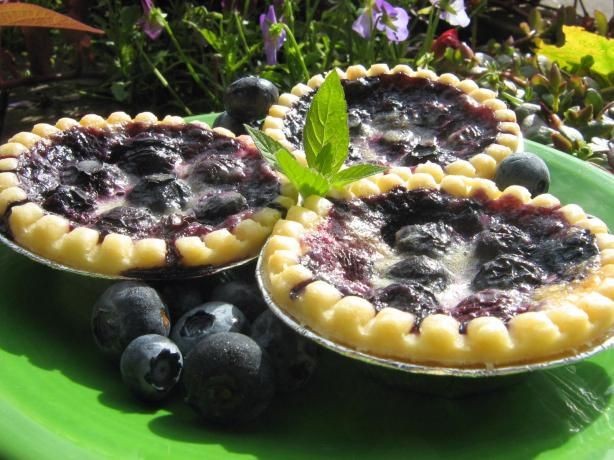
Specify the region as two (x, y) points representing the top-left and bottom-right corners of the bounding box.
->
(250, 310), (319, 393)
(120, 334), (183, 401)
(472, 254), (546, 291)
(194, 191), (248, 225)
(475, 222), (534, 260)
(537, 227), (599, 279)
(127, 174), (191, 213)
(495, 152), (550, 197)
(209, 281), (268, 321)
(170, 302), (248, 355)
(395, 222), (453, 257)
(388, 255), (451, 291)
(60, 160), (128, 196)
(113, 132), (180, 175)
(449, 289), (529, 332)
(183, 332), (275, 424)
(91, 281), (171, 356)
(43, 185), (95, 221)
(190, 157), (245, 185)
(224, 76), (279, 122)
(97, 206), (158, 237)
(370, 282), (439, 326)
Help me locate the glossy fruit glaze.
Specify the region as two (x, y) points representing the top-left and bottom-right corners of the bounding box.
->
(283, 73), (499, 167)
(10, 122), (281, 242)
(297, 187), (598, 332)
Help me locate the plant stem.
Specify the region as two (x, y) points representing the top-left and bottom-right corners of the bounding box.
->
(135, 41), (192, 115)
(281, 24), (310, 81)
(420, 7), (440, 60)
(161, 18), (215, 101)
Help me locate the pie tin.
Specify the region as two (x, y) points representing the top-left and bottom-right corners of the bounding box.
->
(256, 251), (614, 382)
(0, 232), (256, 280)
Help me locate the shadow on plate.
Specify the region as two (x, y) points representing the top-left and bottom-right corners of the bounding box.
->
(1, 249), (612, 459)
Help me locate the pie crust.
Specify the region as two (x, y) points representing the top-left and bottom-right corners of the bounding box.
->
(260, 168), (614, 367)
(0, 112), (296, 276)
(263, 63), (522, 182)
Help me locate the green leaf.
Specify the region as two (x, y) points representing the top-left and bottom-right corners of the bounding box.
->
(303, 71), (349, 173)
(314, 143), (334, 177)
(584, 88), (604, 113)
(275, 150), (330, 197)
(595, 10), (608, 36)
(245, 126), (283, 166)
(538, 26), (614, 77)
(331, 164), (387, 189)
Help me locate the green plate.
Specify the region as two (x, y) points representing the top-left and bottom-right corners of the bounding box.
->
(1, 124), (614, 459)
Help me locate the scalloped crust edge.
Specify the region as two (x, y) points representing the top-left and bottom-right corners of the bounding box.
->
(263, 63), (523, 182)
(260, 171), (614, 367)
(1, 112), (297, 275)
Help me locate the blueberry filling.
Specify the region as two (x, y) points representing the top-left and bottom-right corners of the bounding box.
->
(297, 188), (599, 332)
(10, 122), (281, 254)
(283, 74), (499, 167)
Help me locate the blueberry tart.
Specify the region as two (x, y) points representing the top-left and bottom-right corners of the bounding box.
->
(260, 170), (614, 366)
(263, 63), (522, 180)
(0, 112), (296, 276)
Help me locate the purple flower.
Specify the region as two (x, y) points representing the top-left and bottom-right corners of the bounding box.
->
(139, 0), (164, 40)
(352, 0), (409, 43)
(259, 6), (287, 65)
(430, 0), (470, 28)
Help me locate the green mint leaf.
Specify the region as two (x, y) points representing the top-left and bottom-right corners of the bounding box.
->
(303, 70), (349, 174)
(314, 143), (335, 177)
(245, 125), (283, 166)
(275, 150), (330, 197)
(331, 164), (387, 189)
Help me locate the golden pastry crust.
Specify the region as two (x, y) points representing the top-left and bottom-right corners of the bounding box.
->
(1, 113), (297, 276)
(264, 63), (523, 180)
(260, 169), (614, 367)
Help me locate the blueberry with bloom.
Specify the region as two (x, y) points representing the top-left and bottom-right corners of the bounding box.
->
(352, 0), (410, 43)
(429, 0), (470, 28)
(259, 5), (286, 65)
(139, 0), (164, 40)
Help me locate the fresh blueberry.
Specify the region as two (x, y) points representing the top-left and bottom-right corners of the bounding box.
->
(388, 255), (451, 291)
(224, 76), (279, 122)
(472, 254), (546, 291)
(395, 222), (453, 257)
(120, 334), (183, 401)
(494, 152), (550, 197)
(154, 280), (206, 319)
(91, 281), (171, 357)
(194, 191), (248, 225)
(183, 332), (275, 425)
(170, 302), (248, 356)
(250, 310), (319, 393)
(213, 111), (247, 135)
(127, 174), (191, 213)
(209, 281), (267, 321)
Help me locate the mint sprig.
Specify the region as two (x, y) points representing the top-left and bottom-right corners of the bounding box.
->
(246, 71), (386, 198)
